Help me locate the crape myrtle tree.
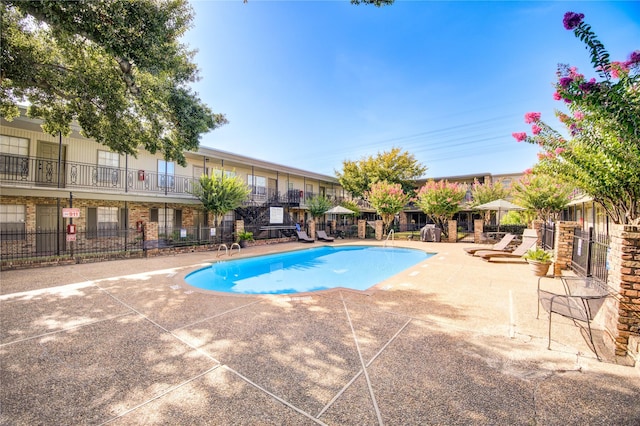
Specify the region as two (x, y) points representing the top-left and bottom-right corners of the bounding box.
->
(0, 0), (227, 166)
(469, 178), (510, 225)
(512, 12), (640, 225)
(415, 180), (467, 238)
(189, 173), (251, 234)
(306, 195), (333, 221)
(336, 147), (427, 199)
(365, 181), (410, 235)
(512, 172), (572, 222)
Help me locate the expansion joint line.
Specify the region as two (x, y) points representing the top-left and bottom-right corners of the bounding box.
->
(317, 318), (412, 419)
(93, 284), (220, 364)
(225, 366), (328, 426)
(341, 296), (384, 426)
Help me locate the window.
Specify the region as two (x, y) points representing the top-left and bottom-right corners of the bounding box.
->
(150, 207), (182, 236)
(87, 206), (121, 238)
(97, 150), (119, 183)
(306, 184), (313, 198)
(158, 160), (175, 188)
(0, 135), (29, 177)
(248, 174), (266, 196)
(0, 204), (26, 240)
(213, 169), (236, 179)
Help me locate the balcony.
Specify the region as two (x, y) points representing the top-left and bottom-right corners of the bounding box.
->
(0, 154), (198, 198)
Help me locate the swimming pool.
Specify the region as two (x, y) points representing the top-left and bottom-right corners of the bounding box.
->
(185, 245), (432, 294)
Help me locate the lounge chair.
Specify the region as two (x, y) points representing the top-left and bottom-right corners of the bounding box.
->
(474, 236), (537, 261)
(296, 230), (315, 243)
(316, 230), (335, 242)
(463, 233), (515, 255)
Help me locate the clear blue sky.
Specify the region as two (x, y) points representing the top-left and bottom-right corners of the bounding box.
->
(183, 1), (639, 178)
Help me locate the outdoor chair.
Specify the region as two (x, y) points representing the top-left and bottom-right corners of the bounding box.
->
(296, 230), (315, 243)
(316, 230), (335, 242)
(537, 276), (609, 360)
(463, 233), (515, 255)
(474, 235), (537, 261)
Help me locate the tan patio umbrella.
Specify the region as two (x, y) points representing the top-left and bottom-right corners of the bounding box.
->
(474, 199), (526, 233)
(325, 205), (355, 227)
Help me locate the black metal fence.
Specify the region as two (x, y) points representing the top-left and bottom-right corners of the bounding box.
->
(572, 227), (609, 283)
(542, 222), (555, 250)
(1, 228), (143, 261)
(156, 223), (235, 247)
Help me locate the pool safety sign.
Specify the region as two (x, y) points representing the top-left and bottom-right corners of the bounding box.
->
(270, 207), (284, 224)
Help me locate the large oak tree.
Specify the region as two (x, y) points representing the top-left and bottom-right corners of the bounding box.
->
(1, 0), (227, 166)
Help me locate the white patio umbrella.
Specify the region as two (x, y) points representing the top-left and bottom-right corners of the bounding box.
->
(325, 205), (355, 227)
(474, 199), (526, 233)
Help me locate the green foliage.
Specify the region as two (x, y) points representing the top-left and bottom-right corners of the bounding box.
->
(515, 12), (640, 224)
(307, 195), (333, 219)
(189, 173), (250, 226)
(365, 181), (410, 233)
(415, 180), (467, 237)
(339, 200), (360, 218)
(469, 178), (511, 225)
(500, 210), (533, 226)
(336, 147), (426, 199)
(513, 173), (572, 222)
(236, 231), (254, 242)
(522, 247), (553, 263)
(0, 0), (227, 166)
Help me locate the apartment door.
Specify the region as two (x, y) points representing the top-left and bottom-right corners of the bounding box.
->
(268, 178), (277, 201)
(36, 205), (65, 254)
(36, 141), (66, 187)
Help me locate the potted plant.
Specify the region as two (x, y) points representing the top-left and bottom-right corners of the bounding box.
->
(236, 231), (254, 248)
(522, 247), (553, 276)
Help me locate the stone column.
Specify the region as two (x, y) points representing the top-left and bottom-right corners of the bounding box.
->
(606, 224), (640, 359)
(447, 220), (457, 243)
(531, 219), (544, 246)
(358, 220), (366, 239)
(553, 221), (580, 276)
(143, 222), (158, 255)
(474, 219), (484, 244)
(375, 220), (383, 240)
(235, 220), (244, 235)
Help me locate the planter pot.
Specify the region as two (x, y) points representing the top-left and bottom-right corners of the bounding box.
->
(238, 240), (247, 248)
(527, 260), (551, 277)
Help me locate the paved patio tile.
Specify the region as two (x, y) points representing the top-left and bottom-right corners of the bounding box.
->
(174, 296), (364, 416)
(110, 366), (319, 425)
(0, 283), (131, 344)
(0, 315), (217, 425)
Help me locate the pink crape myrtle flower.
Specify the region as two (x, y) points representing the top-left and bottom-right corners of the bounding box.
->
(524, 112), (541, 124)
(512, 132), (527, 142)
(553, 92), (562, 101)
(523, 168), (533, 175)
(573, 111), (584, 120)
(555, 147), (566, 155)
(531, 124), (542, 135)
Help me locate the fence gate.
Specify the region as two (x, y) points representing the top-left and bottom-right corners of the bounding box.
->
(572, 227), (609, 283)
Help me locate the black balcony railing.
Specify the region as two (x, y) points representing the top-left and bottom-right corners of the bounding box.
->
(0, 154), (199, 196)
(1, 154), (362, 207)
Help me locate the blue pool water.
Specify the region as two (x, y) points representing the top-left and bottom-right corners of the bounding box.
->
(185, 245), (432, 294)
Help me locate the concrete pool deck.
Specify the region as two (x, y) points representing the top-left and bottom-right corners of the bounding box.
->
(1, 240), (638, 425)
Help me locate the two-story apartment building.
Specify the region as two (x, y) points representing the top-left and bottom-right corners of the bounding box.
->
(0, 111), (351, 258)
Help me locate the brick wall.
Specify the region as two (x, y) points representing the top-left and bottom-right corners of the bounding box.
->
(607, 224), (640, 357)
(553, 221), (581, 276)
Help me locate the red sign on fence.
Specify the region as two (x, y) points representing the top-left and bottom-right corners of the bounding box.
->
(62, 208), (80, 218)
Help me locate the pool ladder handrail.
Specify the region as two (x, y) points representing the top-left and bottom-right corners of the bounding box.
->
(384, 229), (394, 247)
(217, 243), (241, 257)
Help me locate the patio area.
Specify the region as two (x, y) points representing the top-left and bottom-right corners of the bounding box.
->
(1, 240), (638, 425)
